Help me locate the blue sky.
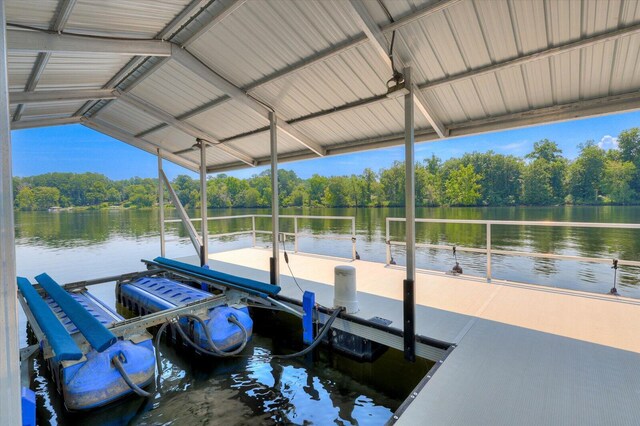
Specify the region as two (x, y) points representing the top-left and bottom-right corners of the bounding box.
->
(11, 110), (640, 181)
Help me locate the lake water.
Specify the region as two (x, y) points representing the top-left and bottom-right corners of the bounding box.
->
(14, 205), (640, 424)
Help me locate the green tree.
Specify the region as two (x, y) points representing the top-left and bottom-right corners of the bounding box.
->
(602, 160), (636, 204)
(618, 128), (640, 192)
(444, 164), (482, 206)
(32, 186), (60, 210)
(15, 187), (35, 210)
(522, 159), (553, 205)
(380, 161), (405, 206)
(567, 142), (606, 203)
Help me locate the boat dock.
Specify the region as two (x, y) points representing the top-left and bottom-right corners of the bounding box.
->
(180, 247), (640, 425)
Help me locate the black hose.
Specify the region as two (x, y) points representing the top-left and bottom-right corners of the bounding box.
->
(273, 307), (343, 359)
(112, 355), (151, 398)
(154, 321), (171, 378)
(175, 313), (249, 357)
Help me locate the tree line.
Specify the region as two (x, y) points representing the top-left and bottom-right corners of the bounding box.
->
(13, 128), (640, 211)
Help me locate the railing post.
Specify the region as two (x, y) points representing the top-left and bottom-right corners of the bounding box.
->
(386, 217), (391, 264)
(351, 217), (356, 260)
(251, 215), (256, 247)
(486, 222), (492, 282)
(294, 216), (299, 253)
(157, 149), (165, 257)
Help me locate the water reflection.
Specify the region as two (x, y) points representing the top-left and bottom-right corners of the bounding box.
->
(14, 206), (640, 298)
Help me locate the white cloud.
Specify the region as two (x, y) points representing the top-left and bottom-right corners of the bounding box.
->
(598, 135), (618, 150)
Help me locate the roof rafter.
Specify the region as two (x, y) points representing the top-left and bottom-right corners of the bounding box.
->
(172, 47), (326, 156)
(345, 0), (447, 138)
(10, 89), (118, 105)
(7, 29), (172, 56)
(10, 116), (82, 130)
(82, 118), (200, 172)
(117, 92), (256, 167)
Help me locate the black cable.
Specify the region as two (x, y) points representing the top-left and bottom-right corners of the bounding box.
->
(112, 354), (151, 398)
(281, 239), (305, 294)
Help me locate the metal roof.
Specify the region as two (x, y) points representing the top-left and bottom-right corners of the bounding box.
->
(6, 0), (640, 173)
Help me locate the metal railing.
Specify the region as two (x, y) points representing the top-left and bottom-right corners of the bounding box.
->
(165, 214), (358, 260)
(386, 217), (640, 281)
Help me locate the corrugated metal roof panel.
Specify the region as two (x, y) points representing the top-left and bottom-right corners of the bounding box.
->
(188, 0), (362, 88)
(609, 33), (640, 95)
(38, 53), (134, 90)
(186, 101), (268, 141)
(65, 0), (192, 38)
(5, 0), (58, 28)
(98, 100), (164, 135)
(291, 98), (430, 146)
(144, 125), (196, 154)
(7, 53), (38, 91)
(580, 39), (617, 99)
(250, 43), (389, 121)
(224, 129), (302, 160)
(129, 59), (227, 117)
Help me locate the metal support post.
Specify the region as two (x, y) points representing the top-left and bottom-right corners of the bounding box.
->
(270, 112), (280, 285)
(486, 223), (492, 282)
(294, 216), (298, 253)
(0, 1), (22, 422)
(251, 215), (256, 247)
(157, 149), (165, 257)
(351, 217), (357, 260)
(403, 67), (416, 362)
(386, 217), (391, 264)
(199, 141), (208, 266)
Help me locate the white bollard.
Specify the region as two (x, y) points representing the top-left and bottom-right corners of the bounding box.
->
(334, 265), (358, 314)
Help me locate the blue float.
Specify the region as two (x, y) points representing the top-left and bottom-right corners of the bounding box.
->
(118, 276), (253, 353)
(17, 277), (155, 411)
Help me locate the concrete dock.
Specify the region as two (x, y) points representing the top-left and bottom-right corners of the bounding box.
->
(182, 247), (640, 425)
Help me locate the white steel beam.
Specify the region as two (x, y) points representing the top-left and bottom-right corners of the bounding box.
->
(10, 88), (118, 105)
(346, 0), (447, 138)
(172, 47), (326, 156)
(181, 0), (247, 48)
(82, 118), (200, 172)
(10, 116), (81, 130)
(52, 0), (78, 32)
(117, 92), (256, 166)
(7, 29), (172, 56)
(0, 1), (21, 422)
(157, 0), (211, 41)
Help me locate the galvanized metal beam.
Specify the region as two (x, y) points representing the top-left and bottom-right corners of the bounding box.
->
(0, 2), (21, 422)
(346, 0), (446, 138)
(157, 0), (211, 41)
(51, 0), (78, 32)
(82, 118), (200, 172)
(172, 47), (326, 156)
(117, 92), (256, 166)
(418, 22), (640, 92)
(157, 150), (166, 257)
(181, 0), (247, 48)
(10, 88), (118, 105)
(7, 29), (172, 56)
(10, 115), (81, 130)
